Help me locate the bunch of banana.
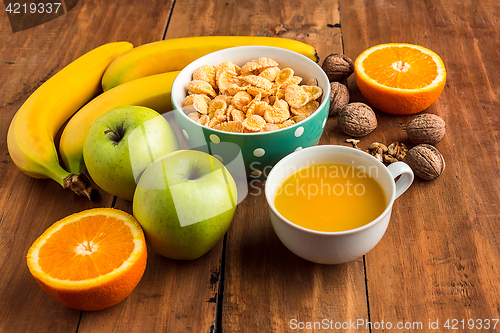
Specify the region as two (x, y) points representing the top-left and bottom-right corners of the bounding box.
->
(102, 36), (319, 91)
(59, 71), (179, 174)
(7, 42), (133, 199)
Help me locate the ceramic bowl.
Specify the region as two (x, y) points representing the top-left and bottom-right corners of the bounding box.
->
(171, 46), (330, 179)
(265, 145), (414, 264)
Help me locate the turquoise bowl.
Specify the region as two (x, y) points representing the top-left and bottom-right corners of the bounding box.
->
(171, 46), (331, 179)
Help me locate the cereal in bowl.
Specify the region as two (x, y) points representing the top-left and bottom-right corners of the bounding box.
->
(182, 57), (323, 133)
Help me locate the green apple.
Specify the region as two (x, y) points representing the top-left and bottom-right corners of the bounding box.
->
(133, 149), (238, 260)
(83, 106), (179, 201)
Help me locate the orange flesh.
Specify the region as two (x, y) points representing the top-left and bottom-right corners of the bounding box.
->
(363, 46), (438, 89)
(37, 215), (134, 281)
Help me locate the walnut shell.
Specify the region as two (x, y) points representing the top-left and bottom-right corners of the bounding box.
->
(405, 144), (445, 180)
(338, 102), (377, 137)
(329, 82), (350, 116)
(406, 113), (446, 145)
(321, 54), (354, 82)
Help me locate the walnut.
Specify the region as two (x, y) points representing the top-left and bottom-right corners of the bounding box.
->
(366, 141), (407, 164)
(321, 54), (354, 82)
(406, 114), (446, 145)
(346, 138), (360, 149)
(383, 155), (399, 163)
(387, 142), (408, 161)
(338, 102), (377, 137)
(329, 82), (350, 116)
(405, 144), (445, 180)
(366, 142), (387, 162)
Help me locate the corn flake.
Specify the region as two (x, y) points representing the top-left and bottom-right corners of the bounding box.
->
(184, 58), (323, 133)
(208, 100), (227, 119)
(281, 76), (303, 88)
(244, 128), (262, 133)
(246, 85), (274, 97)
(182, 94), (211, 107)
(276, 68), (294, 84)
(214, 107), (227, 120)
(216, 61), (237, 78)
(246, 101), (268, 117)
(213, 94), (232, 105)
(242, 75), (273, 90)
(241, 57), (279, 74)
(213, 121), (244, 133)
(217, 70), (240, 95)
(192, 94), (209, 114)
(274, 88), (286, 101)
(231, 91), (253, 110)
(187, 80), (217, 98)
(198, 115), (210, 126)
(285, 84), (309, 108)
(259, 66), (281, 82)
(263, 123), (280, 132)
(243, 115), (266, 132)
(230, 108), (246, 122)
(279, 119), (296, 128)
(182, 95), (194, 107)
(302, 85), (323, 101)
(208, 116), (225, 128)
(243, 93), (262, 113)
(290, 115), (308, 123)
(264, 100), (290, 124)
(291, 100), (320, 116)
(187, 112), (200, 122)
(193, 65), (217, 88)
(225, 104), (235, 121)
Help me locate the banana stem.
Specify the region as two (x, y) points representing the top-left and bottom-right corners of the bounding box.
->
(63, 173), (95, 200)
(44, 164), (95, 200)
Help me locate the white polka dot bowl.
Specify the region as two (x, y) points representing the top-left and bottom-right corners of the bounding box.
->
(171, 46), (331, 179)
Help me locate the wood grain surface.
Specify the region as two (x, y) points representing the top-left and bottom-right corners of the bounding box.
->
(340, 1), (500, 331)
(1, 0), (499, 332)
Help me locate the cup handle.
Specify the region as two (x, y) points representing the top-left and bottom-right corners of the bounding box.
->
(387, 162), (414, 199)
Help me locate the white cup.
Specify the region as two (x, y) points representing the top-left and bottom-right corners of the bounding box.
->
(265, 145), (414, 264)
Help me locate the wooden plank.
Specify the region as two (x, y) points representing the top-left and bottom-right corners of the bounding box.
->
(80, 197), (223, 332)
(224, 182), (369, 332)
(339, 0), (500, 328)
(166, 0), (369, 331)
(0, 1), (173, 332)
(164, 0), (343, 61)
(73, 0), (274, 329)
(78, 239), (223, 332)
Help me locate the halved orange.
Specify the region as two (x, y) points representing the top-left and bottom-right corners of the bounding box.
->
(354, 43), (446, 115)
(26, 208), (147, 311)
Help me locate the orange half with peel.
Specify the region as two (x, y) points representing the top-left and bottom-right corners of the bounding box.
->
(354, 43), (446, 115)
(26, 208), (147, 311)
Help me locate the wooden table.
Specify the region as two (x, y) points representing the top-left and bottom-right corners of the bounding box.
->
(1, 0), (500, 332)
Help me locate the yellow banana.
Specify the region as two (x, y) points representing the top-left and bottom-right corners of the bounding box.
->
(102, 36), (318, 91)
(7, 42), (133, 199)
(59, 71), (179, 175)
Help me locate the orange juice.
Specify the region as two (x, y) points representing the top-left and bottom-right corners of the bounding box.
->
(274, 163), (386, 232)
